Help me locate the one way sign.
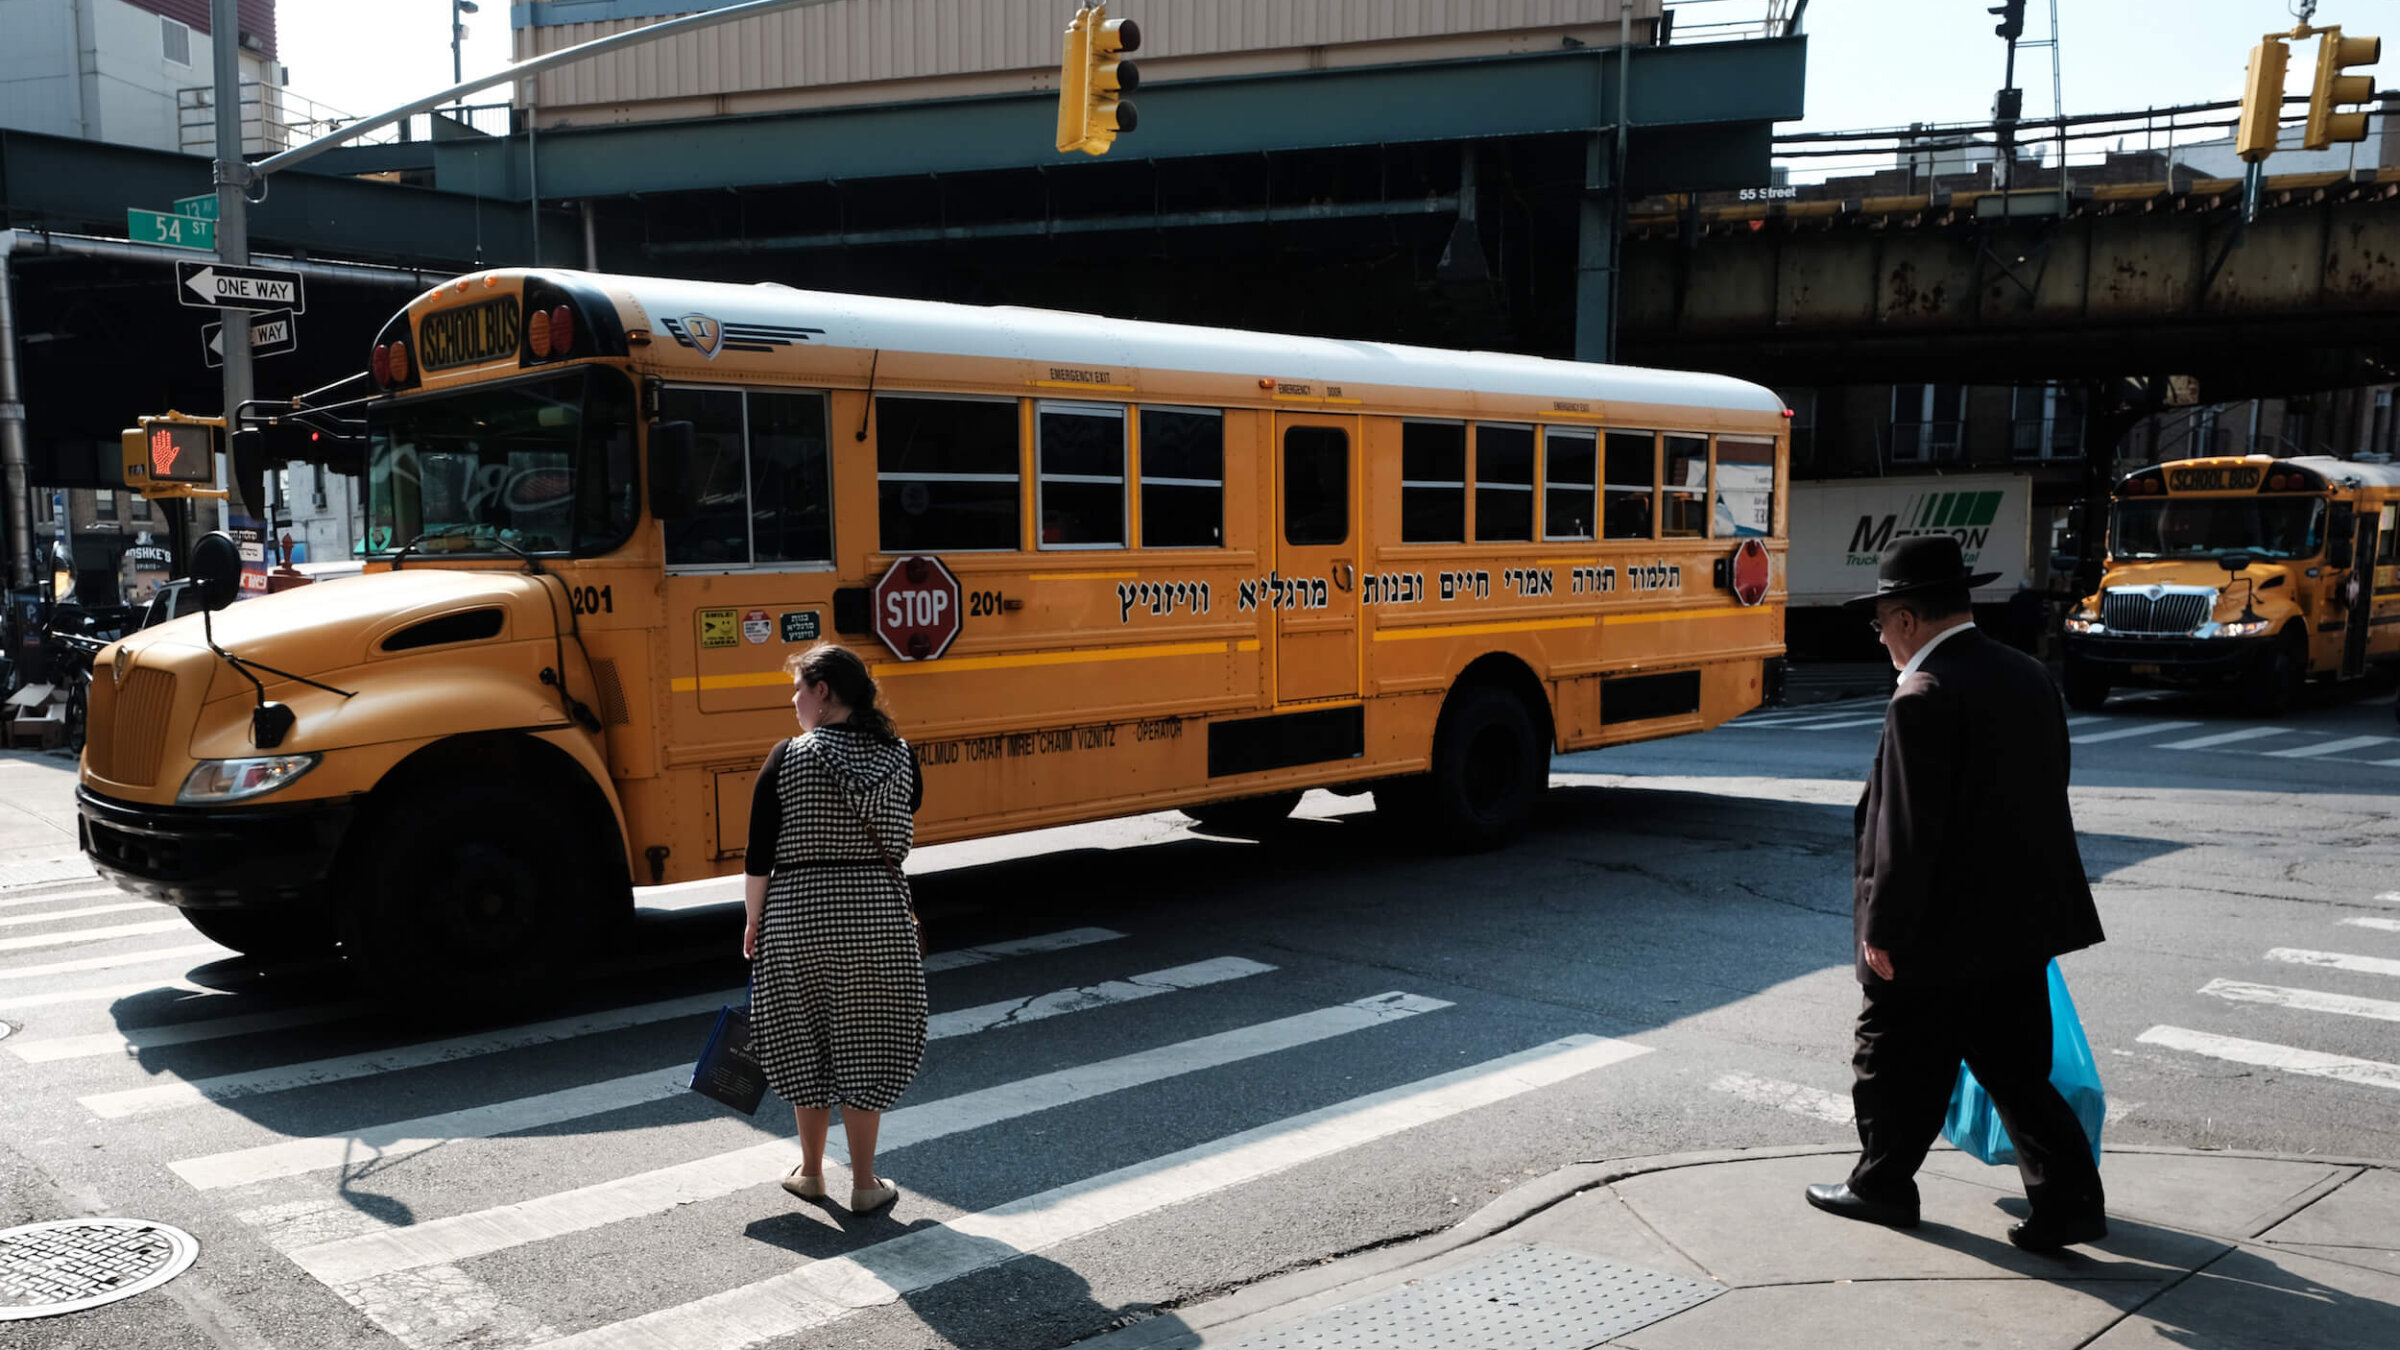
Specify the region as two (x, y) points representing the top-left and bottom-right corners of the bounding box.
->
(175, 260), (306, 314)
(203, 311), (297, 368)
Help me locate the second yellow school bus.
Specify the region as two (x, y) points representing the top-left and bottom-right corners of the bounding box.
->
(77, 270), (1789, 983)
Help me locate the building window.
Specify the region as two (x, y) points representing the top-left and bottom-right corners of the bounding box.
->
(1603, 430), (1656, 540)
(1714, 436), (1775, 538)
(1891, 385), (1964, 463)
(1036, 402), (1126, 549)
(1663, 435), (1709, 538)
(130, 493), (151, 522)
(313, 463), (329, 511)
(162, 18), (192, 66)
(659, 386), (834, 567)
(2371, 390), (2392, 459)
(1283, 426), (1348, 546)
(2011, 384), (2079, 460)
(1138, 407), (1223, 548)
(31, 491), (51, 526)
(1400, 421), (1466, 543)
(877, 396), (1020, 552)
(1542, 428), (1597, 541)
(95, 490), (117, 522)
(1473, 423), (1535, 543)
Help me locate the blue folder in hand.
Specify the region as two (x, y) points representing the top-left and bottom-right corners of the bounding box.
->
(690, 1002), (767, 1116)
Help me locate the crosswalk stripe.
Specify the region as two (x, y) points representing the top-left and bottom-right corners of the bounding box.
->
(2065, 716), (2110, 728)
(0, 886), (124, 910)
(2137, 1025), (2400, 1092)
(2200, 979), (2400, 1023)
(920, 926), (1122, 973)
(2260, 735), (2397, 760)
(1735, 707), (1886, 729)
(2156, 727), (2292, 751)
(1793, 717), (1887, 732)
(0, 976), (236, 1014)
(2372, 758), (2400, 768)
(286, 992), (1452, 1287)
(1708, 1072), (1852, 1123)
(927, 956), (1271, 1040)
(2070, 720), (2201, 745)
(2343, 917), (2400, 934)
(2265, 948), (2400, 979)
(0, 901), (158, 928)
(105, 956), (1267, 1121)
(0, 918), (188, 953)
(12, 1002), (378, 1064)
(532, 1032), (1654, 1350)
(0, 942), (224, 983)
(2378, 893), (2400, 906)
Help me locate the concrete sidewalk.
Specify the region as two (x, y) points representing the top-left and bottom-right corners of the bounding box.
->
(0, 747), (88, 874)
(1085, 1144), (2400, 1350)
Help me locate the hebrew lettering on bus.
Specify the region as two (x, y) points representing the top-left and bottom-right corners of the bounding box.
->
(1362, 572), (1426, 606)
(1116, 580), (1213, 623)
(1629, 560), (1684, 592)
(1570, 565), (1617, 595)
(1236, 572), (1330, 612)
(1503, 568), (1556, 597)
(918, 716), (1180, 768)
(1438, 570), (1491, 602)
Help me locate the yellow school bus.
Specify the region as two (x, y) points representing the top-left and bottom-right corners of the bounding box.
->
(2062, 455), (2400, 713)
(77, 269), (1788, 983)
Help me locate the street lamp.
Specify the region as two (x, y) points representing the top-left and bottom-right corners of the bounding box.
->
(452, 0), (480, 88)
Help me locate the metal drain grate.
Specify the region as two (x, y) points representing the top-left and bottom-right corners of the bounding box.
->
(1226, 1245), (1721, 1350)
(0, 1219), (200, 1320)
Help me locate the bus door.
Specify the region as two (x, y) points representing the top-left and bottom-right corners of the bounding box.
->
(2345, 508), (2379, 678)
(1272, 414), (1361, 703)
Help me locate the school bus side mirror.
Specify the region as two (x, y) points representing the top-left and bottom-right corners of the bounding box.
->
(648, 420), (695, 520)
(190, 531), (243, 613)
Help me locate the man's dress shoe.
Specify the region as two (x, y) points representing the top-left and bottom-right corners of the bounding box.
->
(1804, 1183), (1920, 1229)
(2008, 1212), (2108, 1253)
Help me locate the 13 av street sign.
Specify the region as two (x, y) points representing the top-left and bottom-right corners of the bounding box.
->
(203, 311), (298, 369)
(176, 261), (306, 314)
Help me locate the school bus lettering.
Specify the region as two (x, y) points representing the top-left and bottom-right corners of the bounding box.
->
(417, 296), (523, 371)
(1117, 580), (1213, 623)
(1237, 574), (1329, 612)
(1502, 568), (1556, 597)
(1362, 572), (1426, 606)
(1047, 366), (1116, 385)
(1438, 570), (1492, 602)
(1570, 566), (1618, 595)
(1629, 562), (1683, 592)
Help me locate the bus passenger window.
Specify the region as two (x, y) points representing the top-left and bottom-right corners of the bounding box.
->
(877, 396), (1021, 552)
(1474, 424), (1535, 542)
(1037, 403), (1127, 549)
(749, 391), (833, 565)
(1400, 421), (1465, 543)
(1713, 436), (1775, 539)
(1139, 408), (1223, 547)
(1663, 435), (1709, 538)
(1284, 426), (1349, 546)
(1543, 428), (1597, 541)
(659, 388), (750, 566)
(1604, 431), (1657, 540)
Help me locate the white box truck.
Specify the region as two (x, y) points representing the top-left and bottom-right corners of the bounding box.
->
(1788, 474), (2036, 607)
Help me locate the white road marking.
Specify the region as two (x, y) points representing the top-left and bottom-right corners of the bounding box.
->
(0, 918), (189, 953)
(2065, 717), (2110, 728)
(928, 956), (1272, 1040)
(2372, 758), (2400, 768)
(2201, 979), (2400, 1023)
(1709, 1072), (1852, 1124)
(920, 926), (1123, 972)
(2070, 721), (2201, 745)
(11, 1002), (377, 1063)
(1734, 707), (1888, 729)
(1793, 717), (1889, 732)
(0, 977), (237, 1014)
(2137, 1025), (2400, 1092)
(2265, 948), (2400, 979)
(2261, 735), (2397, 760)
(2378, 893), (2400, 905)
(285, 992), (1452, 1287)
(0, 901), (159, 928)
(531, 1033), (1653, 1350)
(0, 886), (124, 910)
(2343, 917), (2400, 934)
(0, 942), (224, 983)
(2156, 727), (2293, 751)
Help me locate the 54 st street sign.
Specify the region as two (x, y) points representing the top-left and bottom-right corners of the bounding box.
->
(176, 260), (307, 314)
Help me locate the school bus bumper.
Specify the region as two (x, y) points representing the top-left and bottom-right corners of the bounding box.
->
(76, 784), (358, 910)
(2063, 633), (2275, 681)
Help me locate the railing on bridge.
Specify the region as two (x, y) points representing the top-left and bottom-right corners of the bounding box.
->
(177, 83), (517, 157)
(1661, 0), (1806, 45)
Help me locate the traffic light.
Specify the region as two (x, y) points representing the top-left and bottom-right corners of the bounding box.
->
(2237, 36), (2291, 162)
(2303, 25), (2381, 150)
(122, 414), (226, 500)
(1990, 1), (2025, 42)
(1055, 3), (1140, 157)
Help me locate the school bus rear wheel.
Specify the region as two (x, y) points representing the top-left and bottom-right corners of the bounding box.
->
(1423, 682), (1548, 851)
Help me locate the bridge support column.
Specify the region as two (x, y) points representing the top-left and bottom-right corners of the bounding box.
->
(1576, 131), (1619, 365)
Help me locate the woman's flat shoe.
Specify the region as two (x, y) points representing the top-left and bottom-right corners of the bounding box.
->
(850, 1178), (899, 1214)
(781, 1168), (827, 1201)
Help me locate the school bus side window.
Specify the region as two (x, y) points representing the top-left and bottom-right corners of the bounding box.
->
(1475, 423), (1535, 543)
(1139, 407), (1224, 547)
(1663, 435), (1709, 538)
(659, 388), (748, 566)
(877, 395), (1021, 552)
(1714, 436), (1775, 539)
(749, 391), (833, 565)
(1037, 402), (1127, 549)
(1604, 431), (1656, 540)
(1401, 420), (1465, 543)
(1544, 428), (1597, 541)
(1284, 426), (1348, 546)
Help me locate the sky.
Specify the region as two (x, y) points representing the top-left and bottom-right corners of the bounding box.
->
(273, 1), (2393, 154)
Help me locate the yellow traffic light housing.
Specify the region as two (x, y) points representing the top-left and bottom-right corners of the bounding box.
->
(2236, 37), (2289, 162)
(1055, 3), (1140, 157)
(123, 413), (228, 501)
(2303, 26), (2381, 150)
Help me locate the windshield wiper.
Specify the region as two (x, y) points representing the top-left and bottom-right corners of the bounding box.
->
(388, 524), (496, 571)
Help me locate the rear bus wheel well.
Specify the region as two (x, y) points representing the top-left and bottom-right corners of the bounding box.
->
(1444, 653), (1554, 753)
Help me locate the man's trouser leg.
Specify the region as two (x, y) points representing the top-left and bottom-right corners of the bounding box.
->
(1846, 980), (1959, 1206)
(1960, 965), (2106, 1220)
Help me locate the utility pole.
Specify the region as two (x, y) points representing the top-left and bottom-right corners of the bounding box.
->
(1990, 2), (2026, 190)
(209, 0), (252, 532)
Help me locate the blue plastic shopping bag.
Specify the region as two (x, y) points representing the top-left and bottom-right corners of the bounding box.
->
(1941, 961), (2106, 1168)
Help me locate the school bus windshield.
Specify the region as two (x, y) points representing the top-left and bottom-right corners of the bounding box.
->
(2110, 496), (2324, 561)
(364, 368), (640, 556)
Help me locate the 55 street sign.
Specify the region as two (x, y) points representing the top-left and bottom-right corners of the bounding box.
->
(203, 311), (298, 369)
(176, 260), (306, 314)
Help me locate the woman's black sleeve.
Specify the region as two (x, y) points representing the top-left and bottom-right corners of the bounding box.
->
(745, 740), (787, 876)
(909, 745), (924, 814)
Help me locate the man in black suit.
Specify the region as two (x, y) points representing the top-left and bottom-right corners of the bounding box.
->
(1804, 536), (2110, 1253)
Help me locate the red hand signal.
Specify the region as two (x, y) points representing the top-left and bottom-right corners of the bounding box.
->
(150, 428), (180, 477)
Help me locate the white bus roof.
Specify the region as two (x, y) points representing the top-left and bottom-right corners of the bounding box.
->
(576, 272), (1787, 419)
(2284, 456), (2400, 491)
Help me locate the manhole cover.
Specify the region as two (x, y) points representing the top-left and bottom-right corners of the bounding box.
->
(0, 1219), (199, 1320)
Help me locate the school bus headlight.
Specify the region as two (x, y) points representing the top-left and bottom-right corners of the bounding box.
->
(177, 754), (322, 805)
(2199, 618), (2272, 639)
(2064, 613), (2103, 634)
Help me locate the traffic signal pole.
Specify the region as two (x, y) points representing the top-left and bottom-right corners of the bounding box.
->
(210, 0), (252, 532)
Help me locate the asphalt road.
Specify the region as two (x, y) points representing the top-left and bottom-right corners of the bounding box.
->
(1, 675), (2395, 1349)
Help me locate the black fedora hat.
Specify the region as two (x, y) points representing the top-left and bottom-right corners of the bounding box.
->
(1844, 535), (2002, 609)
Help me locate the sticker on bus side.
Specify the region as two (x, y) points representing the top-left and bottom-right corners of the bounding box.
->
(781, 611), (821, 643)
(743, 609), (772, 644)
(699, 608), (740, 649)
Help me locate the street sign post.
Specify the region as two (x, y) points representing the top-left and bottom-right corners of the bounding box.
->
(871, 556), (964, 661)
(128, 208), (216, 252)
(203, 311), (297, 368)
(175, 260), (306, 314)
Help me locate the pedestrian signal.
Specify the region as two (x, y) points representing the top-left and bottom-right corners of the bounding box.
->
(123, 414), (227, 499)
(1055, 3), (1140, 157)
(2303, 26), (2381, 150)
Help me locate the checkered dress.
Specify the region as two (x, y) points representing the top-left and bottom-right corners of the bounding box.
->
(750, 726), (926, 1112)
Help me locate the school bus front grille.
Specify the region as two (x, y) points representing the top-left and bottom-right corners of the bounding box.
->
(2102, 590), (2211, 635)
(94, 668), (177, 787)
